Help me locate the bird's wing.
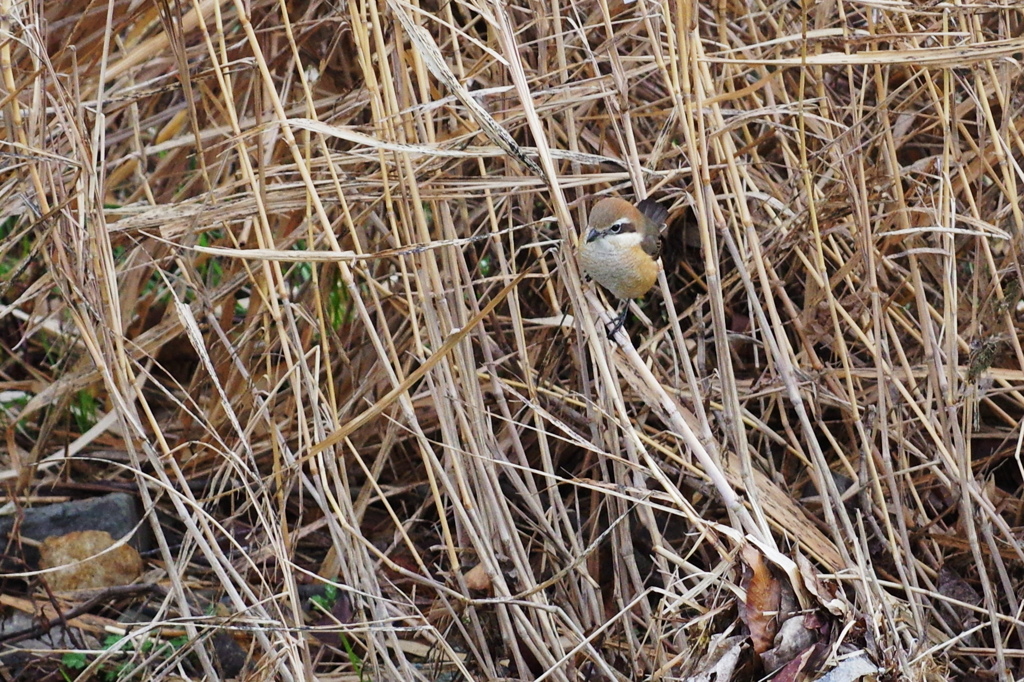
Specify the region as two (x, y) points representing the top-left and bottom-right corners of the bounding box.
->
(641, 233), (662, 259)
(636, 198), (667, 257)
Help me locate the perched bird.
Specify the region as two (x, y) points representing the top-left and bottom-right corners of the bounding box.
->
(578, 197), (669, 337)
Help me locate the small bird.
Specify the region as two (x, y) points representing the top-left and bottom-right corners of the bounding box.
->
(578, 197), (669, 337)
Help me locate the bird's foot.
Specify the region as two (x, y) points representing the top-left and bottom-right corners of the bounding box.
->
(605, 302), (630, 340)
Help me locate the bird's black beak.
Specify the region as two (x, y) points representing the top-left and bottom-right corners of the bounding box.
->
(585, 228), (600, 243)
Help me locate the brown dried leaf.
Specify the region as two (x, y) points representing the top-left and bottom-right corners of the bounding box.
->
(740, 544), (782, 654)
(771, 644), (818, 682)
(797, 553), (848, 617)
(762, 616), (820, 672)
(680, 635), (752, 682)
(463, 562), (492, 593)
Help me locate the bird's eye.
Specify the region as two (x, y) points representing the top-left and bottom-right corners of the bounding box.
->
(609, 223), (623, 234)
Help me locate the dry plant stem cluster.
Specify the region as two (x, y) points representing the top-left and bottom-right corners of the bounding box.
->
(2, 0), (1024, 679)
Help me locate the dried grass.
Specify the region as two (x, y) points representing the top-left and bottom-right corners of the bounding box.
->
(2, 0), (1024, 679)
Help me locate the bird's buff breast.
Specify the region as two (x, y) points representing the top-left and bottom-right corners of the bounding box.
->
(579, 234), (659, 300)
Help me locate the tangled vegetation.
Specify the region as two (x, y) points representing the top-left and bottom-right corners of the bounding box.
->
(2, 0), (1024, 679)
